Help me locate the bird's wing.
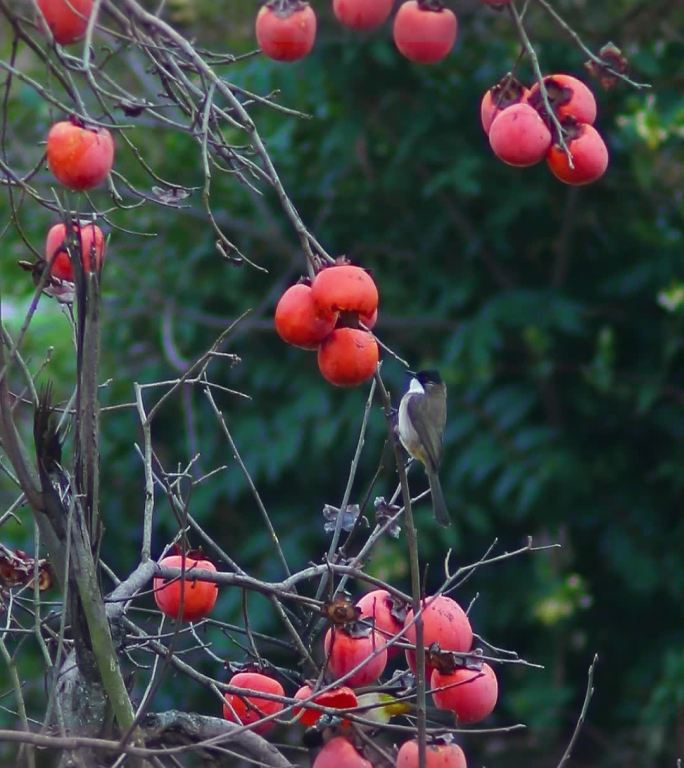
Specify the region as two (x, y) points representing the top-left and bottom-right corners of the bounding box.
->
(406, 391), (445, 471)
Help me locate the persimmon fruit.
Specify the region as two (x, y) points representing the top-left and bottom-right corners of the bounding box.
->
(324, 623), (388, 687)
(313, 737), (372, 768)
(431, 662), (499, 723)
(396, 739), (468, 768)
(356, 590), (407, 657)
(37, 0), (93, 45)
(528, 74), (597, 125)
(293, 684), (357, 726)
(480, 77), (529, 135)
(153, 554), (218, 622)
(255, 1), (316, 62)
(488, 103), (551, 167)
(546, 122), (608, 185)
(404, 594), (473, 675)
(45, 221), (105, 281)
(311, 265), (378, 319)
(222, 672), (284, 734)
(392, 1), (458, 64)
(275, 283), (337, 349)
(333, 0), (393, 30)
(47, 120), (114, 190)
(317, 328), (379, 387)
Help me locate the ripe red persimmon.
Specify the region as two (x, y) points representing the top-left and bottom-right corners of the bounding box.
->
(47, 121), (114, 190)
(488, 103), (551, 167)
(311, 265), (379, 319)
(153, 554), (218, 622)
(324, 624), (388, 687)
(313, 737), (372, 768)
(356, 590), (407, 657)
(293, 684), (357, 726)
(317, 328), (379, 387)
(45, 221), (105, 282)
(333, 0), (393, 30)
(393, 1), (457, 64)
(431, 662), (498, 723)
(528, 74), (597, 125)
(255, 2), (316, 62)
(480, 77), (529, 135)
(546, 122), (608, 186)
(395, 739), (468, 768)
(275, 284), (337, 350)
(222, 672), (284, 734)
(404, 595), (473, 675)
(37, 0), (93, 45)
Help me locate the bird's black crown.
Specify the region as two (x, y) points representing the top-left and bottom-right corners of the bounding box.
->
(415, 369), (443, 385)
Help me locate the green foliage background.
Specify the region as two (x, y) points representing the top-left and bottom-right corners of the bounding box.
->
(1, 1), (683, 766)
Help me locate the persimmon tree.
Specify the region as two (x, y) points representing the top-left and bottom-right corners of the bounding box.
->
(0, 1), (654, 767)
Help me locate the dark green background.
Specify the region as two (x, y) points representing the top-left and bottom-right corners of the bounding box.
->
(1, 1), (683, 766)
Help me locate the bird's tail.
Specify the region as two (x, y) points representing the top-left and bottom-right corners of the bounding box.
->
(428, 471), (451, 527)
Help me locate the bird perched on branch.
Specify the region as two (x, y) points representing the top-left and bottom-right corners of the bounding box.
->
(397, 369), (450, 527)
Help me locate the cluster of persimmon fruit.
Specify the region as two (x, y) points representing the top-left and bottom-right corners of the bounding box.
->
(35, 0), (501, 66)
(482, 72), (609, 185)
(37, 117), (114, 284)
(152, 551), (500, 767)
(35, 0), (612, 189)
(257, 0), (510, 65)
(275, 265), (380, 387)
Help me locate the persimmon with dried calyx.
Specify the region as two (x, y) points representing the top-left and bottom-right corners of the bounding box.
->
(356, 589), (408, 657)
(324, 621), (388, 687)
(333, 0), (393, 30)
(275, 283), (337, 350)
(431, 662), (498, 723)
(255, 0), (316, 62)
(313, 737), (372, 768)
(393, 0), (458, 65)
(404, 594), (473, 675)
(480, 75), (529, 135)
(293, 684), (357, 726)
(528, 74), (597, 125)
(222, 671), (284, 734)
(547, 121), (608, 186)
(47, 120), (114, 190)
(488, 103), (551, 167)
(37, 0), (93, 45)
(153, 553), (218, 622)
(311, 264), (378, 320)
(317, 328), (379, 387)
(395, 739), (467, 768)
(44, 221), (105, 282)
